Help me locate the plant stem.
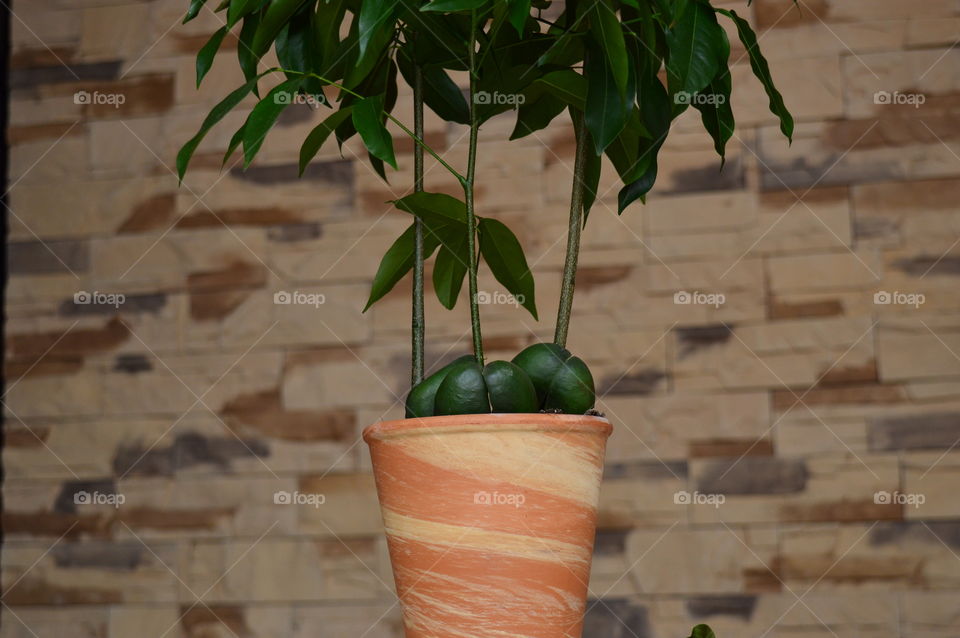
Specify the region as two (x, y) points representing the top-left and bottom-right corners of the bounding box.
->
(412, 63), (425, 385)
(464, 11), (484, 365)
(554, 109), (588, 349)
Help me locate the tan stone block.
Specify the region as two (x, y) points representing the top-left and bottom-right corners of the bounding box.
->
(2, 539), (179, 604)
(3, 418), (174, 480)
(79, 4), (151, 62)
(904, 454), (960, 519)
(843, 49), (960, 118)
(729, 57), (844, 126)
(598, 467), (686, 529)
(282, 355), (400, 411)
(756, 118), (960, 192)
(109, 606), (182, 638)
(297, 473), (383, 537)
(689, 453), (899, 525)
(755, 20), (908, 60)
(2, 607), (107, 638)
(674, 317), (876, 391)
(10, 3), (82, 48)
(878, 315), (960, 382)
(624, 527), (768, 594)
(907, 17), (960, 48)
(767, 251), (882, 293)
(266, 283), (373, 348)
(293, 604), (402, 638)
(4, 370), (103, 418)
(601, 393), (770, 462)
(8, 136), (89, 187)
(181, 537), (384, 603)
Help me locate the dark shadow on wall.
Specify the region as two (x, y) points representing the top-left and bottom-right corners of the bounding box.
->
(1, 0), (11, 619)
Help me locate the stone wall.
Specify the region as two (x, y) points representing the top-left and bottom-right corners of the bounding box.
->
(5, 0), (960, 636)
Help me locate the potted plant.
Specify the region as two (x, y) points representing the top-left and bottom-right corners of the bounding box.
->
(177, 0), (792, 635)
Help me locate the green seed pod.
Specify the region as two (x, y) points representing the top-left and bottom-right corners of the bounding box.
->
(511, 343), (571, 405)
(434, 361), (490, 416)
(483, 360), (539, 413)
(543, 355), (595, 415)
(405, 354), (474, 418)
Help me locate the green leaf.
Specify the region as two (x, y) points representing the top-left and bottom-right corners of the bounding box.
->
(665, 0), (725, 97)
(510, 92), (566, 140)
(590, 0), (629, 96)
(252, 0), (309, 58)
(508, 0), (531, 35)
(688, 624), (717, 638)
(196, 26), (228, 88)
(693, 30), (734, 162)
(617, 162), (657, 212)
(478, 218), (538, 320)
(718, 8), (794, 142)
(359, 0), (395, 61)
(352, 95), (398, 170)
(618, 75), (671, 211)
(315, 0), (348, 72)
(184, 0), (210, 23)
(536, 69), (587, 111)
(237, 12), (261, 85)
(432, 227), (470, 309)
(397, 50), (469, 124)
(393, 191), (468, 227)
(585, 43), (630, 155)
(241, 77), (304, 167)
(364, 223), (442, 311)
(421, 0), (486, 12)
(227, 0), (260, 27)
(299, 108), (353, 175)
(222, 123), (246, 168)
(177, 71), (272, 181)
(604, 109), (646, 182)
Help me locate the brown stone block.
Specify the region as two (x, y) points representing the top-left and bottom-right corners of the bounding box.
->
(117, 193), (178, 233)
(176, 206), (302, 229)
(754, 0), (827, 30)
(689, 438), (775, 458)
(778, 499), (902, 523)
(83, 74), (175, 118)
(772, 384), (906, 410)
(2, 578), (123, 606)
(7, 121), (85, 146)
(769, 296), (845, 320)
(777, 554), (922, 584)
(8, 316), (129, 359)
(221, 388), (356, 442)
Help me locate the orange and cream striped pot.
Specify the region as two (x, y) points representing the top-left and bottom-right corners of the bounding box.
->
(363, 413), (612, 638)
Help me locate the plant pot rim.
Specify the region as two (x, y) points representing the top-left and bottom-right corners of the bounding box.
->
(363, 412), (612, 443)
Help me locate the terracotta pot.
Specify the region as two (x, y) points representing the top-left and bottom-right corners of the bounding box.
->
(363, 413), (612, 638)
